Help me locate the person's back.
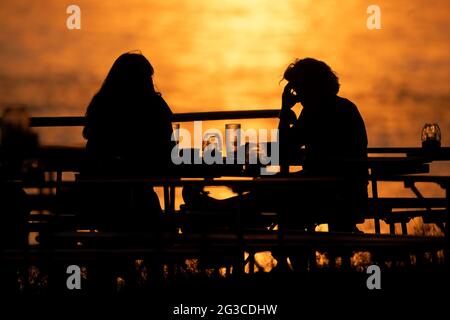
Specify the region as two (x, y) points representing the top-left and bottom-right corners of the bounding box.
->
(84, 92), (173, 176)
(293, 96), (366, 173)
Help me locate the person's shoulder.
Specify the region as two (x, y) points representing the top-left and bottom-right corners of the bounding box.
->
(145, 92), (170, 111)
(154, 93), (170, 107)
(336, 96), (360, 114)
(148, 93), (173, 121)
(336, 96), (357, 108)
(87, 92), (103, 109)
(161, 95), (173, 116)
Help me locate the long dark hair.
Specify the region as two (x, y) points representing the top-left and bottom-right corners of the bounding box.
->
(83, 52), (160, 139)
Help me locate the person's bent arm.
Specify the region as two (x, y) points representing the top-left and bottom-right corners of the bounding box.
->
(279, 84), (302, 169)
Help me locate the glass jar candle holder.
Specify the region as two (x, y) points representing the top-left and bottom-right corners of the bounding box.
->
(421, 123), (441, 150)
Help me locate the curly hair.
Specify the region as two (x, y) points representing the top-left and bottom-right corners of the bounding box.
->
(283, 58), (340, 96)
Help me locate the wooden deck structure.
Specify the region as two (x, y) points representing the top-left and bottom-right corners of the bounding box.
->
(1, 110), (449, 294)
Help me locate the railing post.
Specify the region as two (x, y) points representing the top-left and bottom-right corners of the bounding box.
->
(401, 221), (408, 235)
(389, 217), (396, 235)
(169, 184), (176, 213)
(445, 183), (449, 267)
(56, 170), (62, 196)
(235, 190), (245, 276)
(371, 175), (381, 234)
(163, 180), (170, 214)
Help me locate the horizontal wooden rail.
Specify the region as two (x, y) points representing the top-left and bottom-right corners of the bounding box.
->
(7, 175), (450, 188)
(3, 231), (446, 255)
(12, 145), (449, 177)
(33, 145), (450, 154)
(2, 112), (449, 156)
(1, 110), (281, 127)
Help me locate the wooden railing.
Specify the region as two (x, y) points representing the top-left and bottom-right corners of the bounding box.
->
(0, 109), (280, 127)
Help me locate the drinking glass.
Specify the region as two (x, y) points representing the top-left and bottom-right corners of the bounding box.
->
(172, 123), (181, 144)
(202, 133), (219, 157)
(225, 123), (241, 161)
(421, 123), (441, 149)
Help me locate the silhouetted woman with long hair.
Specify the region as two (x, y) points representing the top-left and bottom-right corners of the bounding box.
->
(81, 52), (173, 231)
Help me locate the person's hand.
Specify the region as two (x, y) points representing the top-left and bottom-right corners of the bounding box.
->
(282, 83), (299, 110)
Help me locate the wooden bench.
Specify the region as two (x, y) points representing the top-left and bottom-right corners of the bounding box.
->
(23, 183), (448, 232)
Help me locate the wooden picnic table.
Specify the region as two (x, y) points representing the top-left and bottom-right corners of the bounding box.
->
(1, 113), (449, 288)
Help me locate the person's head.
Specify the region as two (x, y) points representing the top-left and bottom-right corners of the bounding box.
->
(83, 52), (159, 139)
(99, 51), (157, 95)
(283, 58), (340, 105)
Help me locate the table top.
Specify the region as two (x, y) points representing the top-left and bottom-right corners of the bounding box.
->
(2, 145), (450, 177)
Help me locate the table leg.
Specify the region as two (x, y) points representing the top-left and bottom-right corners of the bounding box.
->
(371, 177), (381, 234)
(169, 185), (176, 213)
(445, 186), (449, 263)
(163, 185), (170, 213)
